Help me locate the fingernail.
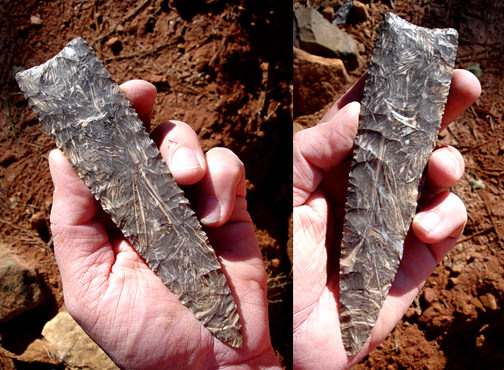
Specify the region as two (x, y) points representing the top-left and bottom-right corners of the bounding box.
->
(200, 197), (221, 225)
(171, 147), (201, 174)
(415, 211), (441, 233)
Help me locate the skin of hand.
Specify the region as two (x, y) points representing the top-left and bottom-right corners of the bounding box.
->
(293, 69), (481, 369)
(49, 80), (280, 370)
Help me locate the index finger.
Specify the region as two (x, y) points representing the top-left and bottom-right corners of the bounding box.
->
(120, 79), (157, 130)
(440, 69), (481, 130)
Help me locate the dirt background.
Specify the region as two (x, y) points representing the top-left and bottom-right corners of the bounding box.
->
(1, 0), (504, 369)
(294, 0), (503, 369)
(0, 0), (292, 368)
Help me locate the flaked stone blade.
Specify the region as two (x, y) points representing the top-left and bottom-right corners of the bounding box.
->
(16, 37), (242, 348)
(339, 13), (457, 356)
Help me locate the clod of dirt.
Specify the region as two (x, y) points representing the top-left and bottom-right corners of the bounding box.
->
(422, 287), (437, 304)
(105, 37), (122, 55)
(419, 302), (452, 332)
(479, 293), (498, 311)
(29, 15), (43, 27)
(352, 1), (369, 22)
(321, 6), (335, 21)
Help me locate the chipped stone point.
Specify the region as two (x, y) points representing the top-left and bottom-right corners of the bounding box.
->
(15, 37), (242, 348)
(339, 13), (458, 356)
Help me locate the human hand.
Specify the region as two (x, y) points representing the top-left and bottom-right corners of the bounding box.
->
(49, 80), (279, 370)
(293, 70), (481, 369)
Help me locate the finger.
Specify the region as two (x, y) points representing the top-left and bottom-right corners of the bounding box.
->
(320, 73), (367, 123)
(49, 149), (100, 226)
(196, 147), (246, 227)
(48, 150), (113, 300)
(412, 191), (466, 245)
(425, 145), (465, 193)
(120, 80), (157, 129)
(294, 102), (360, 206)
(441, 69), (481, 130)
(151, 120), (207, 185)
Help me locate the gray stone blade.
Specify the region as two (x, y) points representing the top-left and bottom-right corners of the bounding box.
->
(15, 37), (242, 348)
(339, 13), (457, 356)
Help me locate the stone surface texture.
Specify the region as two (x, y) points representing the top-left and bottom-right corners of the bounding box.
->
(339, 13), (458, 356)
(333, 0), (354, 25)
(15, 37), (241, 347)
(293, 47), (349, 115)
(0, 245), (43, 322)
(42, 311), (118, 370)
(294, 7), (358, 69)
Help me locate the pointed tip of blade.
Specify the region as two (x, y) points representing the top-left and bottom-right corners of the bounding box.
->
(341, 326), (367, 357)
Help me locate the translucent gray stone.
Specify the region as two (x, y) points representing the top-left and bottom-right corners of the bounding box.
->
(15, 37), (242, 348)
(339, 13), (457, 356)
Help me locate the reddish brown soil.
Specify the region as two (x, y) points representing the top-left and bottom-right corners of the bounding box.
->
(0, 0), (291, 368)
(295, 1), (503, 369)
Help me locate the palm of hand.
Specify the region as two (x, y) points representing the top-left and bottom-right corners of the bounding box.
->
(57, 219), (268, 370)
(293, 70), (480, 369)
(49, 80), (278, 370)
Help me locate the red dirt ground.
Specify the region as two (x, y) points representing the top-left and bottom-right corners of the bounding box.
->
(0, 0), (292, 368)
(1, 0), (504, 369)
(294, 1), (503, 369)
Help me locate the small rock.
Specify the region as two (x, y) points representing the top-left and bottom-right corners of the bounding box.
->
(30, 15), (43, 27)
(8, 196), (18, 209)
(105, 37), (122, 55)
(470, 178), (485, 190)
(450, 261), (464, 275)
(294, 8), (359, 70)
(271, 258), (280, 268)
(352, 1), (369, 22)
(422, 287), (437, 304)
(294, 47), (349, 115)
(479, 293), (498, 311)
(0, 246), (43, 322)
(42, 311), (119, 370)
(321, 6), (335, 21)
(30, 211), (46, 230)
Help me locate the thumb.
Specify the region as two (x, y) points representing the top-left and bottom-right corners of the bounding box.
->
(293, 101), (360, 206)
(48, 149), (114, 305)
